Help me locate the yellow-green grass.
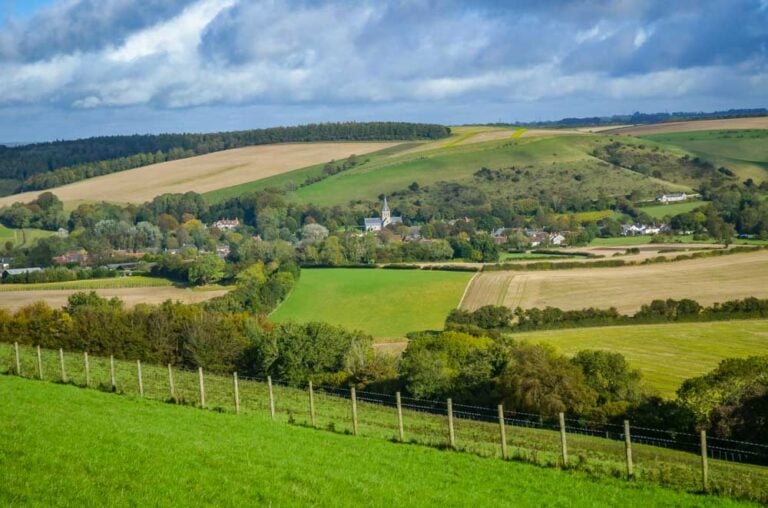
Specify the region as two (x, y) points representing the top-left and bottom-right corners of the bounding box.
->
(0, 224), (56, 247)
(2, 345), (767, 504)
(511, 128), (527, 138)
(642, 130), (768, 182)
(590, 235), (656, 246)
(270, 268), (473, 338)
(556, 210), (614, 222)
(638, 200), (705, 219)
(516, 320), (768, 397)
(2, 375), (760, 507)
(0, 275), (173, 291)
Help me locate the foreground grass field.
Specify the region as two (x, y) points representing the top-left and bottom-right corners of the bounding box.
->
(270, 268), (473, 337)
(2, 376), (755, 507)
(517, 320), (768, 397)
(462, 250), (768, 314)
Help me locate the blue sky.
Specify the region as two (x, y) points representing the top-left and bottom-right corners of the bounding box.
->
(0, 0), (766, 142)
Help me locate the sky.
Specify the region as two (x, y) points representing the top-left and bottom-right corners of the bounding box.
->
(0, 0), (766, 142)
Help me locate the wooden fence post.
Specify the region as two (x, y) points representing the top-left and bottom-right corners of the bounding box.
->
(36, 345), (43, 380)
(447, 398), (456, 449)
(167, 364), (176, 402)
(110, 355), (116, 391)
(396, 392), (405, 443)
(350, 387), (359, 436)
(59, 348), (67, 383)
(137, 360), (144, 397)
(308, 381), (316, 427)
(84, 352), (90, 387)
(14, 342), (21, 376)
(624, 420), (634, 478)
(498, 404), (508, 460)
(233, 372), (240, 414)
(701, 430), (709, 492)
(198, 367), (206, 408)
(559, 412), (569, 467)
(267, 376), (275, 419)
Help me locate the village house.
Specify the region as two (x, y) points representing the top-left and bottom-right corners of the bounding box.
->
(212, 218), (240, 231)
(363, 197), (402, 232)
(53, 250), (89, 266)
(621, 223), (668, 236)
(215, 244), (231, 259)
(657, 192), (687, 204)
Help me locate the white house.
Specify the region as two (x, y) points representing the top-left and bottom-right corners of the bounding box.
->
(363, 197), (403, 232)
(657, 192), (687, 204)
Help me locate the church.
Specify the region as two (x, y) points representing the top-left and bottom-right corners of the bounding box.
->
(363, 197), (402, 232)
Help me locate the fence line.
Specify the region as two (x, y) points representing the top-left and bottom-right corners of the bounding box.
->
(1, 343), (766, 503)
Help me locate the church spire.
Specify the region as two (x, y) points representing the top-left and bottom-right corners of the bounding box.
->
(381, 196), (391, 224)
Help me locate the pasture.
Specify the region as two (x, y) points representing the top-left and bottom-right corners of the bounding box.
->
(0, 224), (56, 247)
(639, 200), (705, 219)
(517, 320), (768, 397)
(461, 250), (768, 314)
(270, 268), (473, 337)
(0, 375), (756, 507)
(0, 276), (174, 291)
(0, 142), (398, 209)
(0, 285), (228, 312)
(642, 129), (768, 182)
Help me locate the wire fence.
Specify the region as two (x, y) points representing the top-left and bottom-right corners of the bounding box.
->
(1, 342), (766, 503)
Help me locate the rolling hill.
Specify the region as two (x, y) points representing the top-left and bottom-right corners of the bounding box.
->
(0, 374), (758, 506)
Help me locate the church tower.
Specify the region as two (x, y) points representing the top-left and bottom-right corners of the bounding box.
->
(381, 196), (391, 226)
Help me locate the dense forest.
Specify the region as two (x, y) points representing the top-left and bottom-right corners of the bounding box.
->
(0, 122), (450, 194)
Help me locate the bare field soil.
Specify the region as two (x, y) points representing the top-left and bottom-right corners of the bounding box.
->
(602, 117), (768, 136)
(0, 142), (398, 207)
(0, 287), (228, 312)
(461, 250), (768, 313)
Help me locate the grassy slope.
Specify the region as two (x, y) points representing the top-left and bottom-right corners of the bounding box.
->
(1, 376), (751, 507)
(639, 200), (705, 219)
(642, 130), (768, 182)
(517, 320), (768, 397)
(270, 268), (473, 337)
(3, 345), (767, 503)
(208, 134), (687, 208)
(0, 224), (56, 247)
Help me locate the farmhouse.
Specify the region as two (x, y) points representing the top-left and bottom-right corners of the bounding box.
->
(657, 192), (687, 204)
(621, 223), (668, 236)
(53, 250), (89, 266)
(363, 197), (402, 232)
(212, 218), (240, 231)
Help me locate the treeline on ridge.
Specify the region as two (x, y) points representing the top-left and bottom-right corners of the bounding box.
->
(1, 122), (451, 193)
(447, 297), (768, 334)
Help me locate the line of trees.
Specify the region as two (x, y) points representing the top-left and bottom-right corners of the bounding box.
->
(446, 297), (768, 333)
(0, 122), (451, 193)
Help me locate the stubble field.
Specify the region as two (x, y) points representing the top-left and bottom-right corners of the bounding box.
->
(461, 250), (768, 313)
(0, 142), (398, 208)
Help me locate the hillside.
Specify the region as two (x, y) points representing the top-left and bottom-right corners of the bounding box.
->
(209, 133), (691, 210)
(0, 142), (399, 209)
(602, 117), (768, 135)
(0, 375), (755, 507)
(640, 129), (768, 182)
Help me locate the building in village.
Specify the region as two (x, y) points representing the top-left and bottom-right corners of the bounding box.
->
(363, 197), (403, 232)
(212, 218), (240, 231)
(657, 192), (687, 204)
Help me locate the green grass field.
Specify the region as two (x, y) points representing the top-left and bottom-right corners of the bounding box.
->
(0, 275), (174, 291)
(517, 320), (768, 397)
(270, 268), (473, 337)
(0, 224), (56, 247)
(2, 375), (757, 507)
(642, 130), (768, 182)
(590, 235), (655, 246)
(639, 200), (705, 219)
